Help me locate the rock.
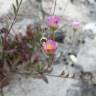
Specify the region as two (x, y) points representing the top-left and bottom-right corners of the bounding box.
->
(77, 37), (96, 75)
(10, 18), (41, 36)
(1, 0), (96, 22)
(42, 0), (96, 22)
(66, 88), (81, 96)
(82, 82), (96, 96)
(69, 55), (78, 64)
(82, 22), (96, 40)
(0, 0), (27, 17)
(0, 0), (14, 16)
(2, 65), (89, 96)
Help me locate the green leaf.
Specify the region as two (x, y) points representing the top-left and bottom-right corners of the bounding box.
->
(5, 20), (10, 29)
(12, 4), (17, 16)
(16, 0), (19, 7)
(35, 64), (44, 73)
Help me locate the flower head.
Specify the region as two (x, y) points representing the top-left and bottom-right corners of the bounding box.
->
(42, 39), (58, 55)
(71, 20), (80, 29)
(47, 16), (60, 30)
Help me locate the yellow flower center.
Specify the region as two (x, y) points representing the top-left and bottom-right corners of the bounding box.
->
(47, 44), (53, 49)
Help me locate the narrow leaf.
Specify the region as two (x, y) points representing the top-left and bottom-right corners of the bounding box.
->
(41, 74), (48, 84)
(5, 20), (10, 29)
(35, 64), (44, 73)
(59, 70), (65, 76)
(12, 4), (17, 16)
(16, 0), (19, 7)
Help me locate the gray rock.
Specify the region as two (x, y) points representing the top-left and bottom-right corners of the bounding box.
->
(1, 0), (96, 22)
(42, 0), (96, 22)
(77, 38), (96, 74)
(82, 22), (96, 40)
(66, 88), (81, 96)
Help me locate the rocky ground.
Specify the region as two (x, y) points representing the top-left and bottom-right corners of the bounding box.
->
(1, 0), (96, 96)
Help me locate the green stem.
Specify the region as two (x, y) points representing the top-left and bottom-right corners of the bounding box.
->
(53, 31), (55, 40)
(8, 0), (23, 34)
(51, 29), (55, 40)
(48, 55), (54, 68)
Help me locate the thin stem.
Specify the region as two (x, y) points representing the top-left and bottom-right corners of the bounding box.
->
(13, 70), (75, 80)
(1, 0), (23, 64)
(52, 30), (56, 40)
(13, 70), (90, 81)
(8, 0), (23, 34)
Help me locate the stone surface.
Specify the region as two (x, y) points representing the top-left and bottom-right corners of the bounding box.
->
(1, 0), (96, 22)
(77, 37), (96, 74)
(0, 0), (13, 16)
(82, 22), (96, 40)
(2, 63), (96, 96)
(42, 0), (96, 22)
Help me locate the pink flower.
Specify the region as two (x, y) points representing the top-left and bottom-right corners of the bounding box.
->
(71, 20), (80, 29)
(42, 39), (58, 55)
(47, 16), (60, 30)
